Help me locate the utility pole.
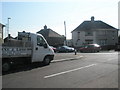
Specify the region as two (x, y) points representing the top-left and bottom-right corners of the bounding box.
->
(64, 21), (67, 46)
(7, 17), (11, 38)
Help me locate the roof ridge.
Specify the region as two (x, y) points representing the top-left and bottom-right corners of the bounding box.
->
(72, 20), (117, 32)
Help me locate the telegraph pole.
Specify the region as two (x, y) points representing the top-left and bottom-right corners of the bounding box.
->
(64, 21), (67, 45)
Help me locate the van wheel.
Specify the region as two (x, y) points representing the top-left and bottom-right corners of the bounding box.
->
(43, 56), (51, 65)
(2, 62), (11, 72)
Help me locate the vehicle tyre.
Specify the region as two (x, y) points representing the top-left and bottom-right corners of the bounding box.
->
(2, 62), (11, 72)
(97, 50), (100, 52)
(43, 56), (51, 65)
(80, 51), (83, 53)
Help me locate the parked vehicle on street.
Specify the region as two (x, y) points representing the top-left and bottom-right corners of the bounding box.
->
(2, 31), (54, 72)
(56, 46), (74, 53)
(50, 46), (57, 52)
(79, 44), (101, 53)
(115, 44), (120, 51)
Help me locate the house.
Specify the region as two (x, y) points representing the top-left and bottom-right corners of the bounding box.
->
(0, 23), (5, 44)
(37, 25), (65, 47)
(71, 17), (118, 50)
(4, 34), (15, 43)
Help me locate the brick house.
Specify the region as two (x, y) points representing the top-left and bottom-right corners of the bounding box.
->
(37, 25), (65, 47)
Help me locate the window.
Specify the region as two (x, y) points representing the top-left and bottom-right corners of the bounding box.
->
(77, 32), (80, 40)
(85, 31), (93, 36)
(99, 39), (107, 45)
(98, 31), (106, 36)
(85, 40), (93, 44)
(112, 31), (115, 40)
(37, 36), (46, 46)
(112, 36), (115, 40)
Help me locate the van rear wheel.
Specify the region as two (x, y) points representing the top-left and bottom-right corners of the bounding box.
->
(43, 56), (51, 65)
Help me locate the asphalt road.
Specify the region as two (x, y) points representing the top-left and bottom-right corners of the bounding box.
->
(2, 51), (119, 88)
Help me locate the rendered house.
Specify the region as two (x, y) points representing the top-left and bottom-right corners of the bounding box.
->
(71, 17), (118, 49)
(0, 23), (5, 44)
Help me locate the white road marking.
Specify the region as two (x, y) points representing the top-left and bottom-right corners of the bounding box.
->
(84, 53), (117, 55)
(106, 59), (113, 61)
(44, 63), (97, 79)
(106, 58), (117, 62)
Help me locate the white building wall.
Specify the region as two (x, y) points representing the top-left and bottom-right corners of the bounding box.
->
(72, 31), (86, 47)
(95, 29), (118, 46)
(106, 30), (118, 45)
(79, 31), (85, 45)
(72, 29), (118, 47)
(73, 31), (95, 47)
(93, 31), (97, 43)
(0, 24), (4, 44)
(72, 31), (76, 47)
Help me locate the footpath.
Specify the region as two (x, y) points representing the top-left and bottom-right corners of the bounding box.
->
(52, 53), (83, 63)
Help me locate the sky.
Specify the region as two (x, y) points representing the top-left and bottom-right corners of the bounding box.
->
(1, 0), (120, 39)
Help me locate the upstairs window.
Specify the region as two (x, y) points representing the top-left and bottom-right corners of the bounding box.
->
(77, 32), (80, 40)
(85, 31), (93, 36)
(97, 31), (106, 36)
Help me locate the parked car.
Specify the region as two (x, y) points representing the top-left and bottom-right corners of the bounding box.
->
(56, 46), (75, 53)
(79, 44), (101, 53)
(50, 46), (57, 52)
(115, 44), (120, 51)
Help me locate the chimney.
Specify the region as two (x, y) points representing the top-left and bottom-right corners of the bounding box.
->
(44, 25), (47, 30)
(8, 34), (11, 39)
(91, 16), (95, 22)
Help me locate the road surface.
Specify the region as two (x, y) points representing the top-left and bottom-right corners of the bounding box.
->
(2, 51), (119, 88)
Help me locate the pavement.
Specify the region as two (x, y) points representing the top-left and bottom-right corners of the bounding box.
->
(52, 50), (116, 63)
(52, 52), (83, 63)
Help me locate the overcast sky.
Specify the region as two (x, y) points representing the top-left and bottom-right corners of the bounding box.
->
(1, 0), (119, 39)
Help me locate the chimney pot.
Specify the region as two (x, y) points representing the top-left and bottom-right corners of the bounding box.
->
(91, 16), (95, 22)
(44, 25), (47, 30)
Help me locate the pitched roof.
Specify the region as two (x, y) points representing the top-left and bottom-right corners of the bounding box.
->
(48, 29), (62, 37)
(37, 26), (63, 38)
(0, 23), (5, 27)
(72, 20), (118, 32)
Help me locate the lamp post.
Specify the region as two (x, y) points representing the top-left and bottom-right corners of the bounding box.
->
(64, 21), (67, 45)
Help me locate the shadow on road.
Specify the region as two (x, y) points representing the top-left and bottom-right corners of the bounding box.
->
(2, 63), (46, 75)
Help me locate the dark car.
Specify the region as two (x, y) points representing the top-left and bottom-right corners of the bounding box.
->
(56, 46), (75, 53)
(79, 44), (101, 53)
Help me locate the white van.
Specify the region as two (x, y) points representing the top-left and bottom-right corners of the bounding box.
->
(2, 31), (54, 71)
